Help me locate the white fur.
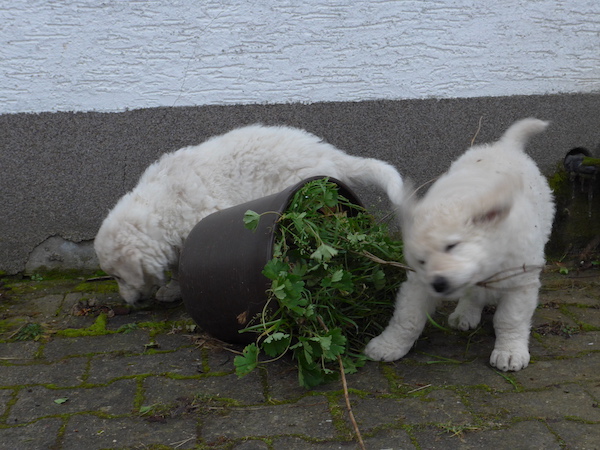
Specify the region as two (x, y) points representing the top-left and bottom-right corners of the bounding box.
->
(94, 124), (404, 305)
(365, 118), (555, 372)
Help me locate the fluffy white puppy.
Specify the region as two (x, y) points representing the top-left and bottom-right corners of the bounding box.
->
(365, 118), (555, 372)
(95, 124), (404, 305)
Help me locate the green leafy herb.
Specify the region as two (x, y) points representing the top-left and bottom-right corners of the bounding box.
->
(14, 323), (45, 341)
(234, 178), (405, 388)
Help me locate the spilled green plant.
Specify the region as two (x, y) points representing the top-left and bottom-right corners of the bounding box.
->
(234, 178), (406, 388)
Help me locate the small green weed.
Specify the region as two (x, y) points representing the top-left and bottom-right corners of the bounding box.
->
(13, 323), (45, 341)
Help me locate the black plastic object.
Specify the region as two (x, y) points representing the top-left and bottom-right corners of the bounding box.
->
(178, 176), (364, 344)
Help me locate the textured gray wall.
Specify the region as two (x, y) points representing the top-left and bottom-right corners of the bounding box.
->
(2, 93), (599, 274)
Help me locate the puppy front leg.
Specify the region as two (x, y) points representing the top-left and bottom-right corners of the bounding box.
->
(448, 290), (486, 331)
(155, 265), (181, 302)
(365, 274), (437, 362)
(490, 285), (539, 371)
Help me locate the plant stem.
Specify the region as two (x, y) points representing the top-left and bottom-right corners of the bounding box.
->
(337, 354), (366, 450)
(317, 315), (365, 450)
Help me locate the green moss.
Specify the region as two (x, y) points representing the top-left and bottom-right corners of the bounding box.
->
(547, 167), (570, 200)
(74, 280), (119, 294)
(580, 323), (600, 332)
(26, 269), (98, 281)
(57, 313), (114, 337)
(581, 156), (600, 167)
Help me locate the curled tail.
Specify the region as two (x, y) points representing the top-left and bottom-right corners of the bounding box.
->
(339, 157), (405, 208)
(500, 118), (549, 148)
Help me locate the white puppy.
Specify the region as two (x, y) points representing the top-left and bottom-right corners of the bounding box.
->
(365, 118), (555, 372)
(94, 124), (404, 305)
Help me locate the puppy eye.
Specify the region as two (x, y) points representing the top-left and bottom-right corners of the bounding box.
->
(445, 243), (459, 252)
(417, 259), (425, 265)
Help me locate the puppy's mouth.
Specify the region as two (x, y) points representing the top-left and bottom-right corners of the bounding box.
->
(429, 276), (470, 298)
(431, 285), (468, 299)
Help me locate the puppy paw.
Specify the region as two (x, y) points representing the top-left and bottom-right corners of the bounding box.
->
(448, 310), (481, 331)
(364, 335), (411, 362)
(489, 348), (530, 372)
(155, 284), (181, 303)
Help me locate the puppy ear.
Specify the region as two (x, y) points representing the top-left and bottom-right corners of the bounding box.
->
(122, 247), (146, 286)
(397, 179), (417, 231)
(472, 203), (512, 225)
(470, 174), (522, 226)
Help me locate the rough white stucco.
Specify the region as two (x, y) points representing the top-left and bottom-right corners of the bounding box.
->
(1, 0), (599, 113)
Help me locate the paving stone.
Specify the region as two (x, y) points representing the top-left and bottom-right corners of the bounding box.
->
(0, 271), (598, 449)
(348, 389), (473, 430)
(43, 331), (151, 359)
(0, 418), (62, 450)
(533, 304), (579, 327)
(200, 396), (335, 443)
(459, 389), (513, 425)
(271, 436), (358, 449)
(0, 341), (41, 361)
(0, 389), (15, 416)
(264, 359), (313, 401)
(8, 379), (137, 424)
(151, 332), (196, 351)
(392, 359), (509, 391)
(413, 420), (562, 449)
(8, 294), (64, 318)
(549, 420), (600, 449)
(1, 357), (87, 387)
(233, 439), (271, 449)
(565, 305), (600, 328)
(494, 384), (600, 421)
(361, 427), (416, 449)
(513, 353), (600, 389)
(263, 357), (335, 401)
(86, 347), (203, 383)
(343, 361), (391, 394)
(143, 371), (265, 406)
(533, 331), (600, 358)
(583, 380), (600, 400)
(62, 414), (197, 450)
(206, 347), (238, 373)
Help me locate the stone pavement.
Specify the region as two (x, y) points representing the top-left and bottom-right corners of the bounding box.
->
(0, 269), (599, 450)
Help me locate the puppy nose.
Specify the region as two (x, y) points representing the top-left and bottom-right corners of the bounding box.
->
(431, 276), (449, 293)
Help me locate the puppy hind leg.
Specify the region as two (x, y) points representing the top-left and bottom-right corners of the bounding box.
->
(364, 274), (437, 362)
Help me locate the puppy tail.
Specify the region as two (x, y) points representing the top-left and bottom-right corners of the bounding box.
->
(342, 157), (405, 208)
(500, 118), (549, 148)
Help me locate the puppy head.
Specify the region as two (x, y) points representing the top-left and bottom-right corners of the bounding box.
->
(94, 203), (164, 305)
(401, 175), (521, 298)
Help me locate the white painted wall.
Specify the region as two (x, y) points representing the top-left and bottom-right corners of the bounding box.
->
(1, 0), (599, 114)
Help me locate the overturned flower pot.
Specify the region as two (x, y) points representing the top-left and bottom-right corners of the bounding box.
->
(178, 177), (364, 344)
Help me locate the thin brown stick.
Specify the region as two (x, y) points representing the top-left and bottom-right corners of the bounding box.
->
(476, 264), (544, 288)
(85, 275), (115, 282)
(362, 250), (414, 272)
(316, 316), (365, 450)
(406, 383), (432, 394)
(337, 354), (366, 450)
(6, 323), (27, 341)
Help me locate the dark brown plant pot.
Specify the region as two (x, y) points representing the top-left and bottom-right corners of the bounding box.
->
(178, 176), (364, 344)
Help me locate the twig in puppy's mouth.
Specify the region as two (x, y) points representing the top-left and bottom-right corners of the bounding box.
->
(361, 251), (414, 271)
(476, 264), (544, 289)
